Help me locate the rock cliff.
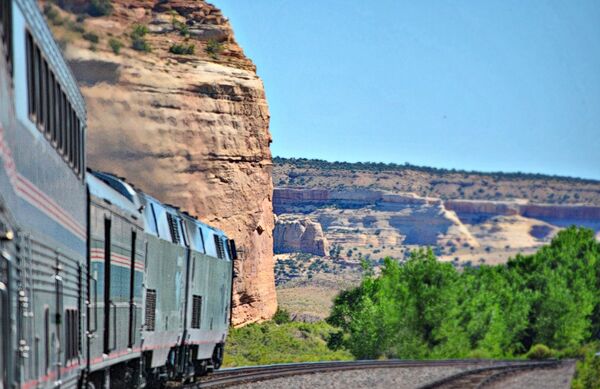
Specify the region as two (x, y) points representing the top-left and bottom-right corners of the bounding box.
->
(273, 187), (600, 267)
(274, 217), (329, 256)
(43, 0), (276, 325)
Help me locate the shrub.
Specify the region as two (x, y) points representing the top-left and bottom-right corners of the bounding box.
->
(108, 38), (123, 54)
(43, 4), (62, 25)
(131, 24), (151, 52)
(87, 0), (113, 17)
(272, 308), (291, 324)
(467, 349), (493, 359)
(571, 343), (600, 389)
(526, 344), (554, 360)
(173, 20), (190, 37)
(169, 43), (195, 55)
(205, 39), (224, 59)
(131, 24), (149, 38)
(82, 32), (99, 43)
(223, 321), (352, 367)
(66, 20), (85, 33)
(132, 38), (151, 52)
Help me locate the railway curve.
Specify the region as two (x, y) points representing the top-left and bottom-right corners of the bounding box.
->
(178, 359), (564, 388)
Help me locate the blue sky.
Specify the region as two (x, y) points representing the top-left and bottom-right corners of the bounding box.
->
(212, 0), (600, 180)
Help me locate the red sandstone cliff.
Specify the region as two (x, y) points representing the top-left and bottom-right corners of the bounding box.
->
(43, 0), (276, 325)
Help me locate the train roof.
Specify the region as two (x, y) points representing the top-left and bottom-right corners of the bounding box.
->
(15, 0), (86, 120)
(87, 173), (141, 218)
(88, 170), (229, 239)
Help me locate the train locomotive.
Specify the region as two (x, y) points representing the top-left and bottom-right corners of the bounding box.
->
(0, 1), (236, 388)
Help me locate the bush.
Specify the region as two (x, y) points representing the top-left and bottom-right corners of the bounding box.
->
(82, 32), (99, 43)
(526, 344), (554, 360)
(87, 0), (113, 17)
(205, 39), (224, 59)
(169, 43), (195, 55)
(131, 24), (148, 38)
(272, 308), (291, 324)
(66, 20), (85, 33)
(327, 228), (600, 360)
(43, 4), (62, 25)
(571, 343), (600, 389)
(131, 24), (151, 52)
(132, 38), (151, 52)
(224, 321), (352, 367)
(173, 20), (190, 37)
(108, 38), (123, 55)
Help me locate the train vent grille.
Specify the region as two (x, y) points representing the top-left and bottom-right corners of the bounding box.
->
(145, 289), (156, 331)
(191, 295), (202, 329)
(166, 213), (180, 244)
(214, 235), (225, 259)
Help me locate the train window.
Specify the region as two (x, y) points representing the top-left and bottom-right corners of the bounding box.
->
(166, 213), (180, 244)
(213, 235), (225, 259)
(48, 72), (55, 141)
(179, 220), (189, 247)
(24, 30), (84, 178)
(42, 59), (50, 136)
(145, 289), (156, 331)
(75, 120), (80, 174)
(31, 43), (40, 123)
(69, 108), (76, 167)
(149, 203), (159, 237)
(26, 32), (34, 116)
(60, 91), (67, 154)
(198, 227), (206, 254)
(52, 79), (60, 146)
(65, 107), (71, 163)
(191, 295), (202, 329)
(0, 0), (13, 77)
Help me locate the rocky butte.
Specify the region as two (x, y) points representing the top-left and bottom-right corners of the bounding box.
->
(42, 0), (276, 325)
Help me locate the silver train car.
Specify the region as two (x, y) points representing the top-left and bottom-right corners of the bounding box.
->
(0, 1), (236, 388)
(88, 172), (234, 387)
(1, 1), (87, 389)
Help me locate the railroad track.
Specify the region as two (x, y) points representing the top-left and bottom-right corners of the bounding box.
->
(181, 359), (561, 388)
(417, 360), (562, 389)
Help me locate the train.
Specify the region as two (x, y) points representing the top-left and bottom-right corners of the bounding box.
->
(0, 1), (236, 388)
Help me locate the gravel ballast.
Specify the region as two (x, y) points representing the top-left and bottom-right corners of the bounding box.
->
(229, 365), (472, 389)
(486, 361), (576, 389)
(228, 361), (577, 389)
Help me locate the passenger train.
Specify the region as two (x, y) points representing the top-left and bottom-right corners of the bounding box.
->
(0, 1), (236, 388)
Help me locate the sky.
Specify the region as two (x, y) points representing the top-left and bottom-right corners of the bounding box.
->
(211, 0), (600, 180)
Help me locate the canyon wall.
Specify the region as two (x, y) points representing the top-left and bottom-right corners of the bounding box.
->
(45, 0), (276, 325)
(273, 187), (600, 265)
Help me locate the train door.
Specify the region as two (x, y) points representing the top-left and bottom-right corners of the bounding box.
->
(103, 218), (113, 354)
(128, 231), (136, 348)
(54, 255), (64, 387)
(0, 237), (9, 389)
(0, 281), (7, 389)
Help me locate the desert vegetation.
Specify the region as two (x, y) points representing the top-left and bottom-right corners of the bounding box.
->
(224, 312), (352, 367)
(245, 228), (598, 387)
(327, 227), (599, 360)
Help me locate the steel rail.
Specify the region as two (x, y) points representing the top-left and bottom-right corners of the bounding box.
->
(181, 359), (560, 388)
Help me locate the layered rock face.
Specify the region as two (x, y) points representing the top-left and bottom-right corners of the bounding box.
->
(273, 187), (600, 266)
(274, 217), (329, 256)
(44, 0), (276, 325)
